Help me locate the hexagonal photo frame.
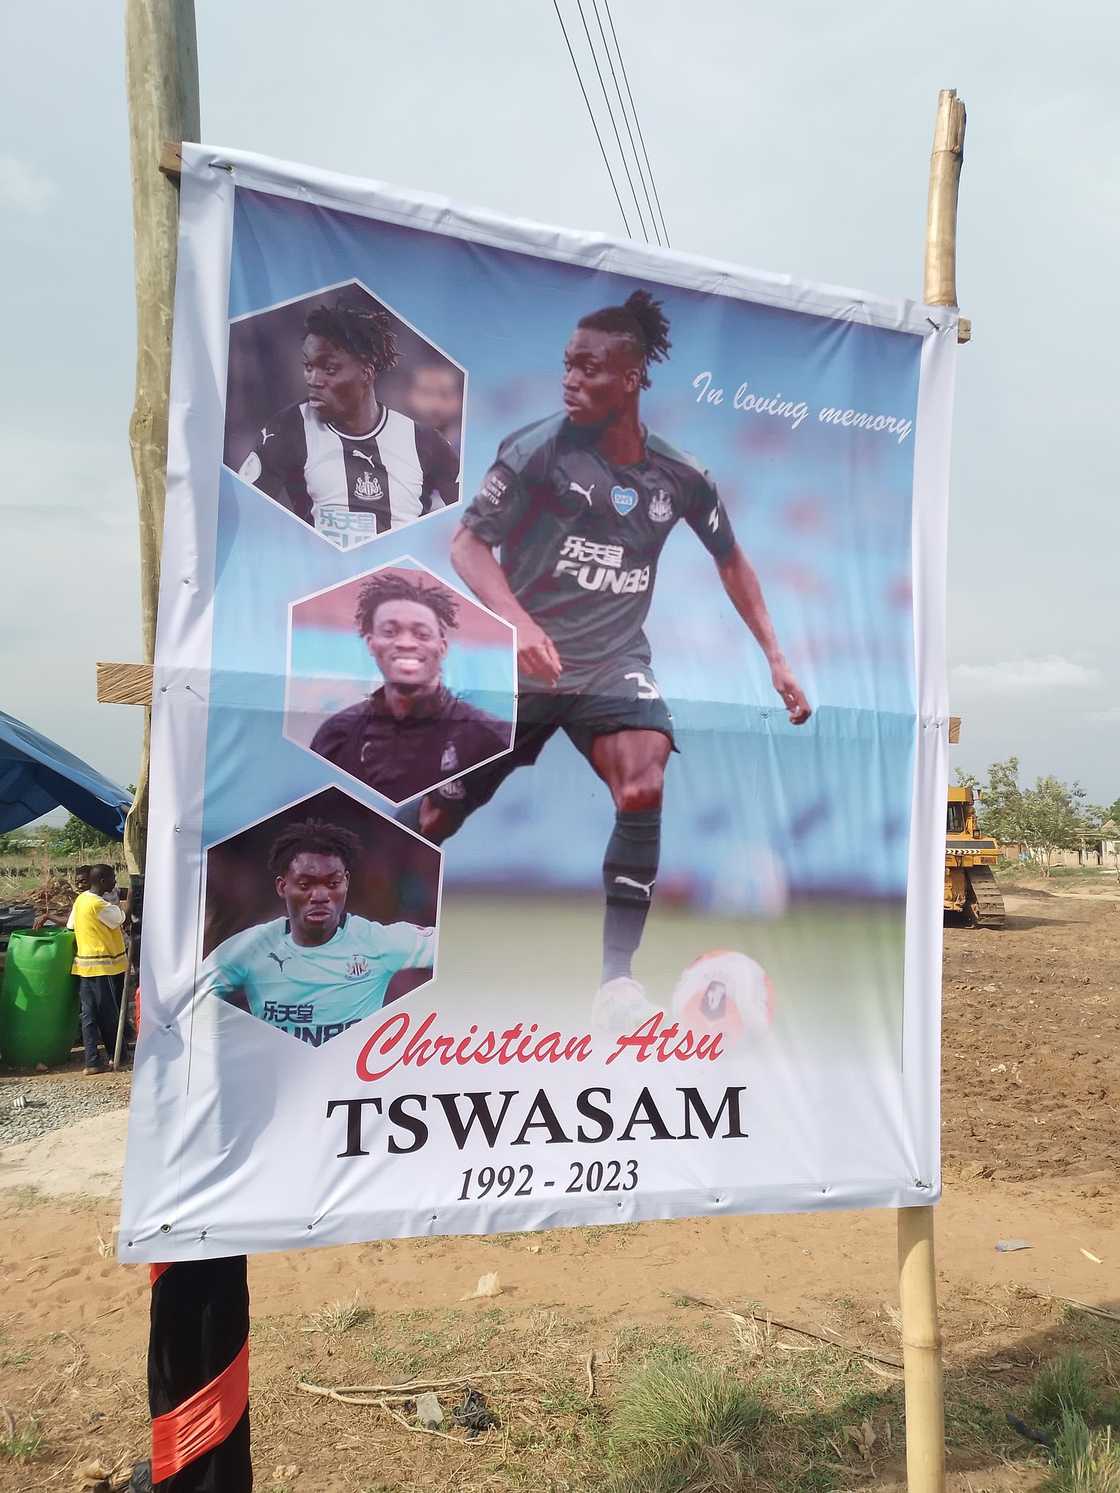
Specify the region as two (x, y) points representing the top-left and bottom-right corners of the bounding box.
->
(200, 785), (442, 1047)
(225, 278), (465, 552)
(284, 558), (516, 806)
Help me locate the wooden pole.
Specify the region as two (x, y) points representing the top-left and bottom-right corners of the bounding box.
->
(123, 13), (253, 1493)
(112, 935), (138, 1070)
(897, 85), (967, 1493)
(123, 0), (200, 880)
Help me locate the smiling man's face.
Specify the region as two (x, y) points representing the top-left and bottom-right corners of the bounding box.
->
(365, 598), (447, 694)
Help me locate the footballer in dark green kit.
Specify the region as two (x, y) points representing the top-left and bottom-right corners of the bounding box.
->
(409, 291), (811, 1028)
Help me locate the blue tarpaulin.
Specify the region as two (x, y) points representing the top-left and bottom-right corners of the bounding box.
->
(0, 710), (131, 838)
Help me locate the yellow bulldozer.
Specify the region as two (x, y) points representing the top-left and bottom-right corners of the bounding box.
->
(944, 785), (1005, 927)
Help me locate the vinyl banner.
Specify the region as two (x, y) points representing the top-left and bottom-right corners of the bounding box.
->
(119, 144), (955, 1261)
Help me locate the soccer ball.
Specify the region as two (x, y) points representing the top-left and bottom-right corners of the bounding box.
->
(672, 950), (773, 1048)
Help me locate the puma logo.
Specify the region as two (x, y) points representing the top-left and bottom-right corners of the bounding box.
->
(569, 480), (595, 506)
(353, 450), (378, 466)
(614, 875), (656, 898)
(267, 952), (290, 973)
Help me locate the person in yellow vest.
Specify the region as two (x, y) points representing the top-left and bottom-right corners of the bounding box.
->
(70, 863), (132, 1074)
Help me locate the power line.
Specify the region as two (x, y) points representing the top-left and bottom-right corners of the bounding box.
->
(573, 0), (650, 242)
(550, 0), (633, 237)
(602, 0), (671, 247)
(590, 0), (662, 247)
(550, 0), (670, 250)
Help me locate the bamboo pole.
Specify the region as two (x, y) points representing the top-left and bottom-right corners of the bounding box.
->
(896, 85), (967, 1493)
(123, 0), (200, 880)
(924, 88), (969, 339)
(898, 1206), (946, 1490)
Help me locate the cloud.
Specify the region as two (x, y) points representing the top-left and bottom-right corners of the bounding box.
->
(951, 656), (1104, 694)
(1085, 704), (1120, 723)
(0, 155), (57, 214)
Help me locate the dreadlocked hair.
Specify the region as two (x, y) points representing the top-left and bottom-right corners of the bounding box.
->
(267, 819), (362, 878)
(577, 289), (671, 389)
(304, 297), (399, 375)
(355, 570), (459, 636)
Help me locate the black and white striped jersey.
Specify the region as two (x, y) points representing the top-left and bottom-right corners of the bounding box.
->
(237, 401), (460, 549)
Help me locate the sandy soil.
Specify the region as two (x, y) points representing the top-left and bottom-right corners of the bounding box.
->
(1, 881), (1116, 1491)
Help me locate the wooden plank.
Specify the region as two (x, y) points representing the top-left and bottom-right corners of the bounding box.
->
(948, 716), (961, 744)
(159, 139), (183, 178)
(97, 661), (154, 706)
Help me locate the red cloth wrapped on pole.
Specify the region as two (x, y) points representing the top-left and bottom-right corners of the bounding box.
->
(148, 1256), (251, 1490)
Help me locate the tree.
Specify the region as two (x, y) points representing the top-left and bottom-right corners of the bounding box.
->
(51, 816), (119, 858)
(1101, 803), (1120, 883)
(975, 757), (1092, 876)
(47, 785), (134, 860)
(973, 757), (1029, 849)
(1021, 776), (1091, 875)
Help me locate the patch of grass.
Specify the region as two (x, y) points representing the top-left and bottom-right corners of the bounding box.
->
(605, 1349), (765, 1492)
(0, 1329), (32, 1371)
(944, 1392), (1007, 1446)
(0, 1185), (43, 1213)
(540, 1382), (592, 1417)
(574, 1222), (641, 1248)
(612, 1322), (691, 1369)
(1043, 1413), (1120, 1492)
(303, 1292), (371, 1336)
(0, 1416), (43, 1463)
(1017, 1356), (1120, 1493)
(257, 1293), (1120, 1493)
(363, 1340), (413, 1375)
(1029, 1354), (1101, 1429)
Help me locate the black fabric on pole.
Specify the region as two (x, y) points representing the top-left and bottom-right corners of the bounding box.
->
(149, 1255), (252, 1492)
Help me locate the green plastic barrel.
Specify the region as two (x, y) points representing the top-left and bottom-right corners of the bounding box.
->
(0, 929), (80, 1067)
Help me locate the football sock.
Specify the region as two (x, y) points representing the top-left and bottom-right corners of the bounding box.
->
(601, 807), (662, 983)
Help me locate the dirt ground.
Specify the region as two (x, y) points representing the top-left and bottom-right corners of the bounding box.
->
(1, 881), (1117, 1491)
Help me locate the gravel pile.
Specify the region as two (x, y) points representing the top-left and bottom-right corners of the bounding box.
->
(0, 1067), (132, 1146)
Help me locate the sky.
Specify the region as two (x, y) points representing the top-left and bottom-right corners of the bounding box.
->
(1, 0), (1116, 806)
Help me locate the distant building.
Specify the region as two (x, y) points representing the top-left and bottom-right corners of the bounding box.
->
(996, 819), (1119, 870)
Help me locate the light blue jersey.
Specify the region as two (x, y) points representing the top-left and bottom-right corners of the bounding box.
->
(199, 913), (433, 1044)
